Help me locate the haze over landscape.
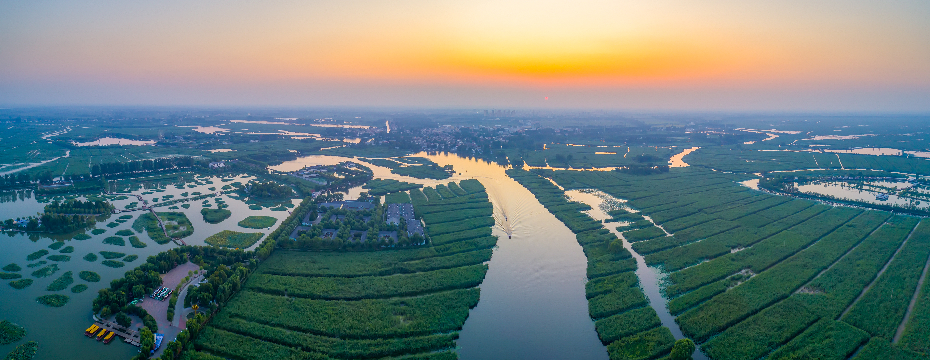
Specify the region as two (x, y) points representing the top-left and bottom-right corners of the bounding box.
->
(3, 2), (930, 360)
(2, 0), (930, 111)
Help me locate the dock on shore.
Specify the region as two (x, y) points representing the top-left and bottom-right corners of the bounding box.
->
(91, 318), (142, 347)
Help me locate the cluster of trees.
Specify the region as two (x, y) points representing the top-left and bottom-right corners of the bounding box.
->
(0, 171), (86, 188)
(45, 199), (114, 215)
(2, 199), (116, 233)
(241, 181), (294, 200)
(92, 244), (269, 360)
(37, 213), (95, 233)
(91, 157), (196, 178)
(759, 175), (800, 193)
(97, 196), (313, 359)
(0, 173), (42, 188)
(151, 313), (209, 360)
(184, 263), (250, 309)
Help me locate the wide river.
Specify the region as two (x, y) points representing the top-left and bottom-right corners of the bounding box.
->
(272, 152), (607, 359)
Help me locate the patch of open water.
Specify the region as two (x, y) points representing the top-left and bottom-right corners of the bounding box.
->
(0, 174), (296, 359)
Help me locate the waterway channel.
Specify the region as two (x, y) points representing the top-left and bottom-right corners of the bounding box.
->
(565, 189), (709, 360)
(428, 154), (606, 360)
(272, 152), (607, 359)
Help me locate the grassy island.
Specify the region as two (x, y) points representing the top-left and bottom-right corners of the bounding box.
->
(238, 216), (277, 229)
(36, 294), (68, 307)
(205, 230), (263, 248)
(0, 320), (26, 345)
(133, 212), (194, 244)
(201, 208), (232, 224)
(3, 340), (38, 360)
(79, 271), (101, 282)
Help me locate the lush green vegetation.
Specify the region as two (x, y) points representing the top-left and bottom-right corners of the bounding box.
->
(384, 191), (412, 204)
(83, 253), (98, 262)
(72, 233), (91, 240)
(766, 319), (868, 360)
(852, 337), (927, 360)
(224, 288), (478, 338)
(200, 208), (232, 224)
(0, 320), (26, 345)
(187, 180), (495, 359)
(3, 199), (117, 234)
(45, 254), (70, 262)
(241, 181), (294, 200)
(1, 264), (19, 272)
(237, 216), (277, 229)
(79, 271), (101, 282)
(8, 114), (930, 359)
(46, 271), (74, 291)
(843, 220), (930, 339)
(71, 284), (88, 293)
(679, 208), (876, 342)
(124, 255), (139, 262)
(25, 250), (48, 261)
(900, 253), (930, 353)
(0, 273), (21, 280)
(363, 179), (422, 196)
(99, 251), (125, 259)
(247, 265), (488, 300)
(205, 230), (263, 248)
(129, 235), (147, 248)
(101, 260), (125, 268)
(36, 294), (69, 307)
(532, 167), (930, 359)
(3, 341), (38, 360)
(133, 212), (194, 244)
(8, 279), (33, 290)
(606, 327), (675, 360)
(30, 264), (58, 278)
(103, 236), (125, 246)
(115, 229), (134, 236)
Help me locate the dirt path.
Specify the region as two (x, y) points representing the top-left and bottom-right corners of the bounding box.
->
(894, 251), (930, 343)
(796, 218), (890, 294)
(840, 222), (919, 319)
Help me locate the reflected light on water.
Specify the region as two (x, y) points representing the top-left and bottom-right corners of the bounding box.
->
(668, 147), (700, 168)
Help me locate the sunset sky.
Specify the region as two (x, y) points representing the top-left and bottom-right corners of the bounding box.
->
(2, 0), (929, 111)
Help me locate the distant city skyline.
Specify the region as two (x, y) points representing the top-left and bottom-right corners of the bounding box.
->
(1, 0), (929, 112)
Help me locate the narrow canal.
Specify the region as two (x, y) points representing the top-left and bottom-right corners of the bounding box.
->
(565, 189), (709, 360)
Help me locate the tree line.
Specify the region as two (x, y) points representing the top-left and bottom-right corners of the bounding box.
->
(91, 157), (196, 177)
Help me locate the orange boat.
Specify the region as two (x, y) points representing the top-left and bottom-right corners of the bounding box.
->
(96, 329), (108, 340)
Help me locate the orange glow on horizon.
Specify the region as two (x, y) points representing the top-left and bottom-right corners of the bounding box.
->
(2, 0), (929, 109)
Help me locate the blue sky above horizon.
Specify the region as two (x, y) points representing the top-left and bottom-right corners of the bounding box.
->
(2, 0), (929, 112)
